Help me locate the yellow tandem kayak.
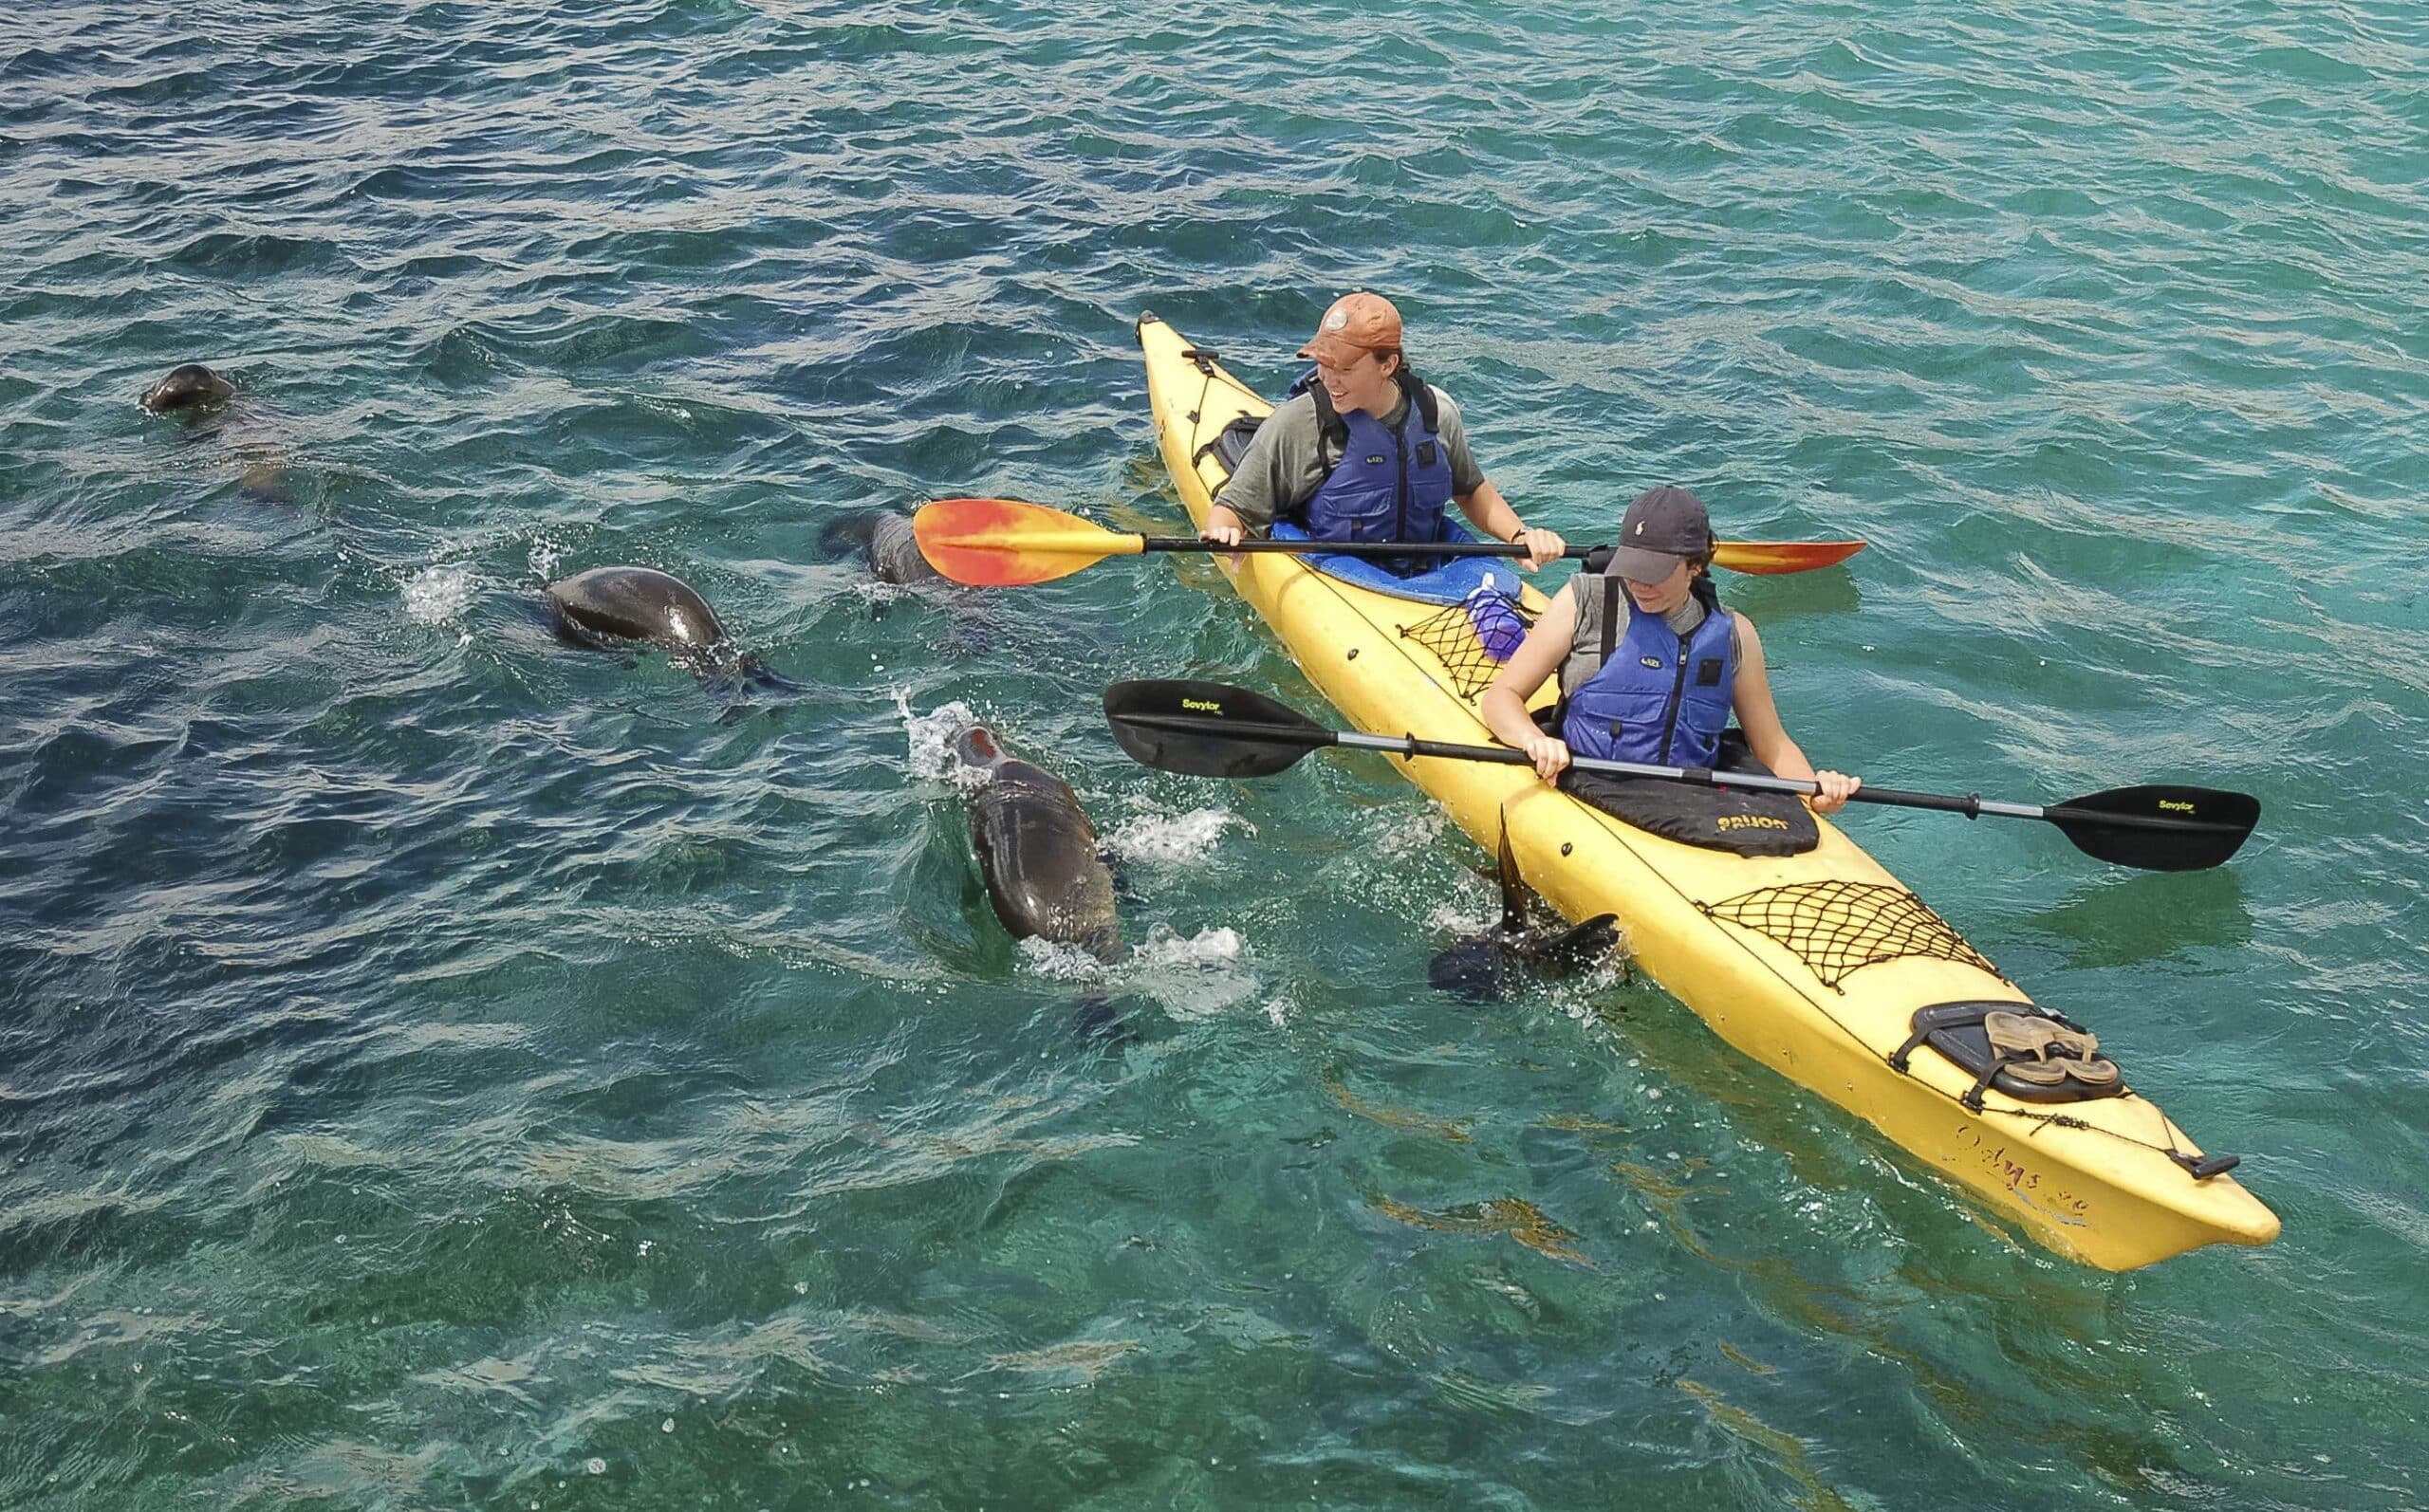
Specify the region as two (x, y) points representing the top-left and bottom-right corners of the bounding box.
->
(1135, 312), (2277, 1270)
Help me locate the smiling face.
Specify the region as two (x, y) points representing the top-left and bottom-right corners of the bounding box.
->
(1621, 555), (1697, 616)
(1311, 347), (1401, 417)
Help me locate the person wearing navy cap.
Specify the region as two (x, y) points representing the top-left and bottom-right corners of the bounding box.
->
(1479, 485), (1861, 817)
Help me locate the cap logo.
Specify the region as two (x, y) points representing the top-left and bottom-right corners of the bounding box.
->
(1634, 522), (1645, 536)
(1325, 308), (1347, 331)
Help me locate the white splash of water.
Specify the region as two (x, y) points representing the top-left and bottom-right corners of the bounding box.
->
(1015, 936), (1108, 981)
(528, 537), (564, 581)
(899, 695), (992, 793)
(1425, 896), (1499, 935)
(1130, 924), (1244, 968)
(401, 562), (475, 625)
(1374, 806), (1450, 858)
(853, 578), (910, 613)
(636, 396), (694, 423)
(1012, 925), (1255, 1021)
(1127, 925), (1255, 1021)
(1103, 807), (1249, 866)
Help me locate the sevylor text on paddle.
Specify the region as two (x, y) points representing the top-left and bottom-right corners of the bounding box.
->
(910, 496), (1867, 587)
(1103, 679), (2259, 874)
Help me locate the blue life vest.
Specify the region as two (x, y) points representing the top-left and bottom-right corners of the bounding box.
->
(1560, 576), (1737, 768)
(1289, 368), (1456, 546)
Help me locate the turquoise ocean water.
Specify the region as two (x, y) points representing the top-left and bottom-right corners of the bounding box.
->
(5, 1), (2426, 1505)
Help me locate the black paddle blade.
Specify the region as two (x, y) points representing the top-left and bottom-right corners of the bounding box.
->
(1103, 679), (1333, 779)
(2045, 785), (2260, 872)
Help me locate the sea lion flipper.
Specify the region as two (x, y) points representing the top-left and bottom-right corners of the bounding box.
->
(742, 655), (806, 693)
(1531, 914), (1622, 977)
(1494, 809), (1527, 934)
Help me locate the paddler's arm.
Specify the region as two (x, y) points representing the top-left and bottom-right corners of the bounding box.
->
(1202, 434), (1276, 548)
(1727, 613), (1861, 815)
(1205, 395), (1325, 547)
(1435, 396), (1564, 569)
(1455, 480), (1566, 572)
(1480, 585), (1580, 782)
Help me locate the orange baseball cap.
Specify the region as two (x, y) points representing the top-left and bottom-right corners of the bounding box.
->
(1298, 292), (1403, 366)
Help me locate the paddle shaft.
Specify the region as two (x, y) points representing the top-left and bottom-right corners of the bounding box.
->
(1135, 536), (1547, 561)
(1137, 537), (1630, 569)
(911, 498), (1865, 582)
(1113, 714), (2237, 837)
(1136, 535), (1863, 575)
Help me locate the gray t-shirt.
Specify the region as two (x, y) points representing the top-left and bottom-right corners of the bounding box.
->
(1211, 385), (1487, 535)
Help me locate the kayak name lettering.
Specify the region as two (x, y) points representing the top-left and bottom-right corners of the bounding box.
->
(2159, 800), (2196, 814)
(1715, 815), (1791, 832)
(1958, 1124), (2093, 1217)
(1182, 698), (1223, 713)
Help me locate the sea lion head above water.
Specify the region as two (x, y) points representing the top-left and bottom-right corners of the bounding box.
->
(140, 363), (235, 415)
(952, 722), (1122, 964)
(542, 564), (803, 693)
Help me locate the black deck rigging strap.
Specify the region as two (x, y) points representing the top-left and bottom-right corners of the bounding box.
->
(1194, 414), (1263, 473)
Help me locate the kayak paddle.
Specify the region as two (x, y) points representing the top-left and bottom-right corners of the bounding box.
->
(1103, 679), (2259, 874)
(913, 497), (1866, 587)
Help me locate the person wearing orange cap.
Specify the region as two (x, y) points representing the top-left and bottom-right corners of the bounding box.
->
(1201, 292), (1565, 571)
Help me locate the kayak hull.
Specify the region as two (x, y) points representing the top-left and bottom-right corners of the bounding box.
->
(1137, 313), (2277, 1270)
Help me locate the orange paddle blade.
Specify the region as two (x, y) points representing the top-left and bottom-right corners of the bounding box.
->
(912, 497), (1143, 586)
(1714, 538), (1867, 575)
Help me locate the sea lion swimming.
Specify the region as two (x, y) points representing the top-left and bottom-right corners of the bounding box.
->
(138, 362), (305, 501)
(139, 363), (236, 415)
(953, 724), (1120, 963)
(542, 565), (803, 691)
(821, 509), (943, 586)
(1429, 820), (1620, 1001)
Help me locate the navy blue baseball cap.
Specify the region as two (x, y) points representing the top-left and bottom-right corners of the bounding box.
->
(1607, 485), (1713, 583)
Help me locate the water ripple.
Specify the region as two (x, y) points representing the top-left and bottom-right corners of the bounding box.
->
(4, 0), (2427, 1506)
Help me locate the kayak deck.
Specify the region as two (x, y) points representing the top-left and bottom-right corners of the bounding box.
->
(1136, 312), (2277, 1269)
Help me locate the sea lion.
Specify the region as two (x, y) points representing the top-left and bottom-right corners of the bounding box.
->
(139, 363), (235, 415)
(1429, 819), (1620, 1001)
(821, 509), (942, 585)
(138, 362), (303, 500)
(953, 724), (1120, 962)
(542, 565), (802, 691)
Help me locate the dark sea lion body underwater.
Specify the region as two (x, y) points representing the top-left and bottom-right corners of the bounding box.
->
(137, 362), (301, 501)
(1430, 821), (1620, 1001)
(820, 510), (943, 585)
(542, 565), (802, 691)
(952, 724), (1120, 963)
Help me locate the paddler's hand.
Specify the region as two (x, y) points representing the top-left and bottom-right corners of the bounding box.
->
(1807, 770), (1861, 815)
(1202, 507), (1246, 548)
(1512, 526), (1566, 571)
(1521, 731), (1571, 782)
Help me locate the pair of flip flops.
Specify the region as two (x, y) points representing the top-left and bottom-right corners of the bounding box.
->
(1985, 1010), (2121, 1089)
